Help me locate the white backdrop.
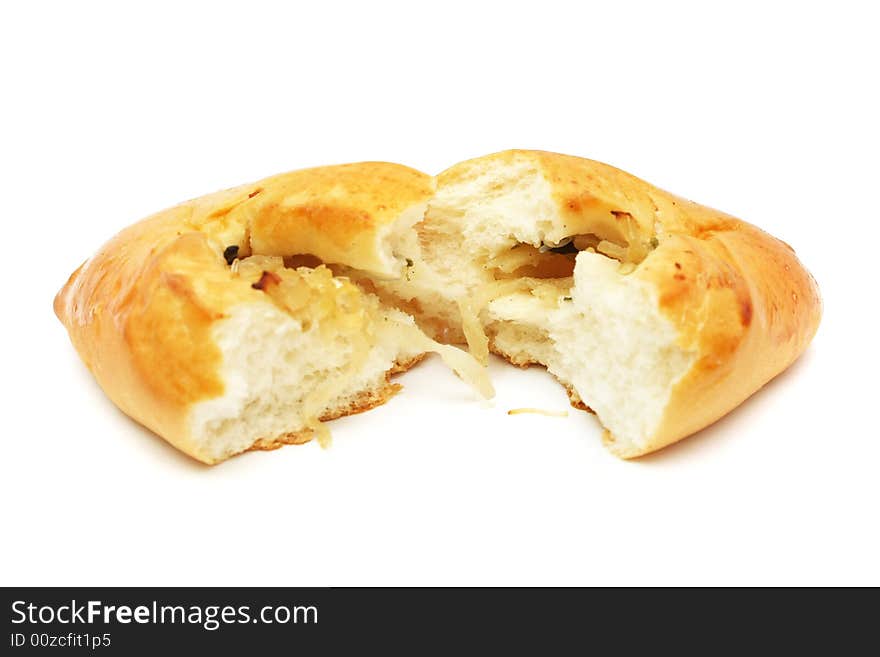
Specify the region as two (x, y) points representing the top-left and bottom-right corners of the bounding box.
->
(2, 0), (877, 585)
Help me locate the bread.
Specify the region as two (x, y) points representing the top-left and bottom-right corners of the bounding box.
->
(55, 150), (821, 463)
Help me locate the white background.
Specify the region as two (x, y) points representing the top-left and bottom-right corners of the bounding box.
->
(2, 1), (877, 586)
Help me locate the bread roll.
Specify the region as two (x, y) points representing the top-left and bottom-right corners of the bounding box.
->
(55, 151), (821, 462)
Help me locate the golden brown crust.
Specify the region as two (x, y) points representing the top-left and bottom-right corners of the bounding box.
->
(388, 352), (428, 375)
(486, 334), (539, 369)
(562, 386), (595, 414)
(249, 162), (434, 275)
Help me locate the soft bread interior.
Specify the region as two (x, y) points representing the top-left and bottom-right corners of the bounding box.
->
(190, 256), (491, 463)
(192, 155), (696, 460)
(360, 156), (696, 455)
(487, 254), (694, 454)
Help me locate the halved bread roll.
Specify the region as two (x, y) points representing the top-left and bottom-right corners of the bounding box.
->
(55, 151), (821, 463)
(366, 151), (822, 457)
(54, 163), (492, 464)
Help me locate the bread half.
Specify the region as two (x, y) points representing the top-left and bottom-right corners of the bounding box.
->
(54, 163), (491, 464)
(365, 151), (821, 456)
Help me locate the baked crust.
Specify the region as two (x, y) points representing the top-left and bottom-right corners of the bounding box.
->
(249, 162), (434, 275)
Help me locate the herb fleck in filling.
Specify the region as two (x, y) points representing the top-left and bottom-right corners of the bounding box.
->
(223, 245), (240, 265)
